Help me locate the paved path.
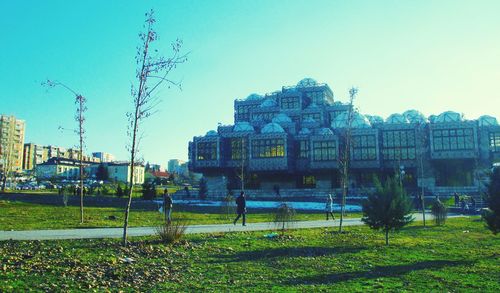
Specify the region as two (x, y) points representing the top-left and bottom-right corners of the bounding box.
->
(0, 213), (463, 241)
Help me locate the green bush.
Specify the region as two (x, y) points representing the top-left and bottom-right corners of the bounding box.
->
(116, 185), (124, 197)
(142, 182), (157, 200)
(362, 176), (414, 245)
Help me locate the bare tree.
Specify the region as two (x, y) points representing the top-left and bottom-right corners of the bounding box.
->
(416, 122), (427, 227)
(338, 87), (357, 233)
(44, 80), (87, 224)
(235, 137), (246, 192)
(122, 10), (188, 246)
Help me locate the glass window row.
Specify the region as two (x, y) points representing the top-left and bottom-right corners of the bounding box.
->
(197, 142), (218, 161)
(382, 130), (416, 148)
(251, 139), (285, 158)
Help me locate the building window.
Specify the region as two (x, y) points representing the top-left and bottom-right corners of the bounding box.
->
(197, 142), (218, 160)
(432, 128), (474, 151)
(352, 135), (377, 161)
(302, 175), (316, 188)
(281, 97), (300, 110)
(382, 130), (416, 160)
(251, 112), (275, 122)
(236, 105), (255, 121)
(490, 132), (500, 152)
(312, 141), (336, 161)
(251, 139), (285, 158)
(230, 138), (247, 160)
(303, 113), (321, 122)
(306, 91), (324, 104)
(298, 140), (309, 158)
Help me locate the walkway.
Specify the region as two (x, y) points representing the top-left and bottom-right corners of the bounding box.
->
(0, 213), (463, 241)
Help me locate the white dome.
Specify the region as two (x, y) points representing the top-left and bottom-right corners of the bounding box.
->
(298, 128), (311, 135)
(259, 98), (277, 108)
(434, 111), (463, 123)
(366, 115), (384, 124)
(478, 115), (499, 127)
(233, 122), (255, 132)
(246, 93), (263, 101)
(332, 112), (371, 129)
(206, 130), (218, 136)
(403, 110), (427, 124)
(318, 128), (334, 135)
(296, 78), (318, 88)
(272, 113), (292, 123)
(261, 122), (285, 134)
(386, 113), (409, 124)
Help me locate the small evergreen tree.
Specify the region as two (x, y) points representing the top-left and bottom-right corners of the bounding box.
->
(362, 176), (414, 245)
(96, 164), (109, 181)
(116, 184), (124, 197)
(141, 182), (157, 200)
(483, 167), (500, 234)
(431, 199), (447, 225)
(198, 177), (208, 200)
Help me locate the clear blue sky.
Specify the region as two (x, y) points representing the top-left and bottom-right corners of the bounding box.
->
(1, 0), (499, 167)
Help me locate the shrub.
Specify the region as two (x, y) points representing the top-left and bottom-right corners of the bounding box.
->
(156, 221), (187, 244)
(198, 177), (208, 200)
(362, 176), (414, 245)
(116, 185), (124, 197)
(431, 199), (447, 225)
(273, 202), (296, 234)
(101, 185), (110, 196)
(142, 182), (157, 200)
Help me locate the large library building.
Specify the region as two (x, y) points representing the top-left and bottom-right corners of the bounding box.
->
(188, 78), (500, 198)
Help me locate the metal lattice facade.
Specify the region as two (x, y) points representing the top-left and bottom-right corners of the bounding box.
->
(189, 78), (500, 197)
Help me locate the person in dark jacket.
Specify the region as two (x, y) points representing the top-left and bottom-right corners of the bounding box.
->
(454, 192), (460, 207)
(233, 191), (247, 226)
(163, 189), (173, 224)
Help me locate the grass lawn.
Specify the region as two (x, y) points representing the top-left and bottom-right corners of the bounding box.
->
(0, 217), (498, 292)
(0, 200), (361, 230)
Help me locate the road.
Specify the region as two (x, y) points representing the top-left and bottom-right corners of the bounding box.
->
(0, 213), (463, 241)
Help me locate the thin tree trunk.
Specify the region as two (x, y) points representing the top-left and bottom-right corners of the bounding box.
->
(123, 22), (150, 246)
(339, 179), (347, 233)
(122, 145), (136, 246)
(420, 151), (426, 227)
(385, 229), (389, 245)
(79, 97), (84, 224)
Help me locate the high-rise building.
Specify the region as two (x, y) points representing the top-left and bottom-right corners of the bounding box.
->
(23, 143), (48, 171)
(0, 115), (25, 173)
(168, 159), (185, 173)
(92, 152), (115, 163)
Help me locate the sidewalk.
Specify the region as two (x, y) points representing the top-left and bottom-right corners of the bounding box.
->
(0, 213), (462, 241)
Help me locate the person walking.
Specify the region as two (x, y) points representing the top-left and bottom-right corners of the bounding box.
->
(325, 193), (335, 220)
(163, 189), (173, 224)
(233, 191), (247, 226)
